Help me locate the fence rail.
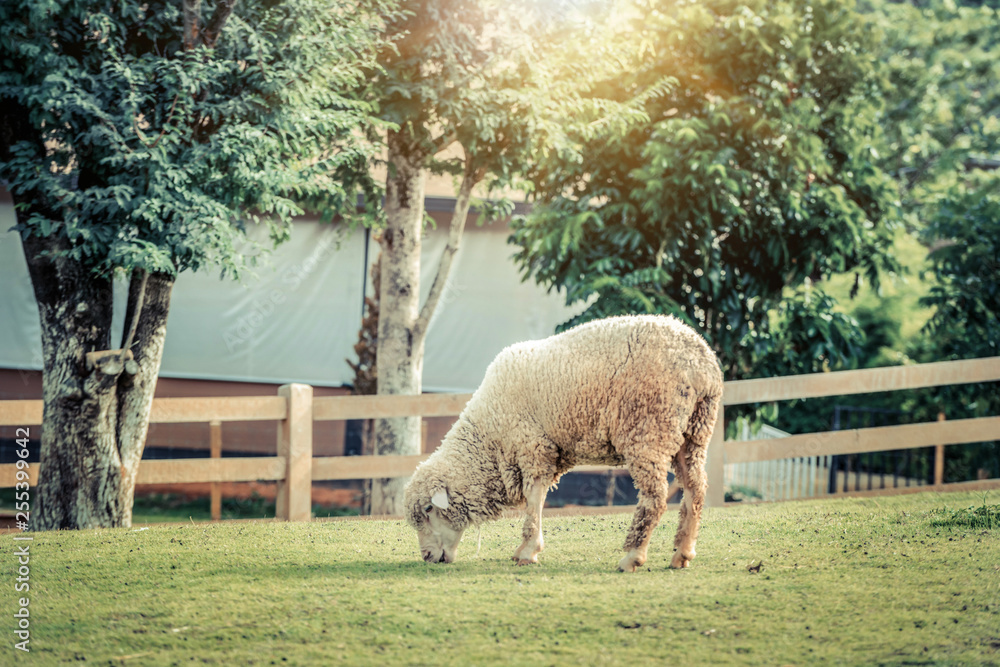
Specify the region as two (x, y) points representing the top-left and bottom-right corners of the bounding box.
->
(721, 357), (1000, 404)
(2, 356), (998, 520)
(313, 394), (473, 421)
(723, 416), (1000, 464)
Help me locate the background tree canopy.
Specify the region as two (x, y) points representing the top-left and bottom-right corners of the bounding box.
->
(0, 0), (388, 279)
(510, 0), (998, 482)
(510, 0), (900, 381)
(792, 0), (1000, 422)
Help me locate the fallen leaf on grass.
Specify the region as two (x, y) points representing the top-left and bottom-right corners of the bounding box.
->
(113, 652), (153, 662)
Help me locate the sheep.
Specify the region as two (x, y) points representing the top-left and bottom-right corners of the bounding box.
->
(403, 314), (723, 572)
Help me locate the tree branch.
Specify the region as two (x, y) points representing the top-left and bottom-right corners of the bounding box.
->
(115, 272), (175, 486)
(182, 0), (201, 51)
(430, 129), (458, 155)
(133, 94), (179, 150)
(201, 0), (239, 49)
(119, 269), (148, 365)
(413, 156), (483, 344)
(903, 99), (1000, 192)
(965, 157), (1000, 171)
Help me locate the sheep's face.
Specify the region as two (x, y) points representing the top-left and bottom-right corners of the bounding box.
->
(412, 489), (465, 564)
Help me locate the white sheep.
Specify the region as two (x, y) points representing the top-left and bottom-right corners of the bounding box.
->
(404, 314), (723, 572)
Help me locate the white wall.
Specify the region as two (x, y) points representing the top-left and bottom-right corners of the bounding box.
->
(0, 204), (583, 392)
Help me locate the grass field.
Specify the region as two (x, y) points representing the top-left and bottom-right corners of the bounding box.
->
(128, 492), (357, 524)
(5, 491), (999, 666)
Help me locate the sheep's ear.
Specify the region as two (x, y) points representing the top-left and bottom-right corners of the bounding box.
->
(430, 489), (450, 510)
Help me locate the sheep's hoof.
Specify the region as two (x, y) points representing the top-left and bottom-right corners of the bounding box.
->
(670, 552), (693, 569)
(617, 552), (645, 573)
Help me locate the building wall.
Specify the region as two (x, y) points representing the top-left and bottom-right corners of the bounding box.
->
(1, 198), (582, 392)
(0, 193), (578, 460)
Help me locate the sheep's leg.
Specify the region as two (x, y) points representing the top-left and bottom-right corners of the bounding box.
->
(670, 397), (716, 568)
(671, 446), (707, 568)
(513, 479), (548, 565)
(619, 455), (672, 573)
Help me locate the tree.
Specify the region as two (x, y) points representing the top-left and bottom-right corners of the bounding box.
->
(0, 0), (388, 529)
(764, 1), (999, 480)
(510, 0), (900, 382)
(862, 0), (999, 374)
(913, 172), (1000, 484)
(365, 0), (547, 513)
(869, 0), (999, 479)
(920, 181), (999, 374)
(862, 0), (1000, 223)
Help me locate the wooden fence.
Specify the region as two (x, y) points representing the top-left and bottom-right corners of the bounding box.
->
(2, 357), (998, 520)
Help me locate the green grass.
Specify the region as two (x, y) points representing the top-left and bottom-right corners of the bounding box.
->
(130, 492), (275, 523)
(930, 494), (1000, 532)
(3, 491), (357, 525)
(6, 491), (999, 665)
(129, 493), (358, 524)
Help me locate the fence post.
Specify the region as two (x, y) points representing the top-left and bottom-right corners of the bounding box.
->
(276, 383), (313, 522)
(934, 412), (946, 489)
(706, 409), (726, 507)
(209, 420), (222, 520)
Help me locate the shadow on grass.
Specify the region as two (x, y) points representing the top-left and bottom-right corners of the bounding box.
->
(194, 547), (630, 583)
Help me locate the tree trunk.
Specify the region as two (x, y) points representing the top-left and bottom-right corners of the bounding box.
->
(369, 134), (482, 515)
(114, 270), (174, 525)
(348, 251), (381, 515)
(370, 130), (426, 515)
(23, 228), (174, 530)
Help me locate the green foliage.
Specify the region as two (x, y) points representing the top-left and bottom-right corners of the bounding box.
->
(843, 1), (999, 459)
(131, 491), (276, 522)
(724, 483), (763, 502)
(371, 0), (548, 200)
(856, 0), (999, 372)
(862, 0), (1000, 221)
(754, 286), (866, 377)
(909, 174), (1000, 482)
(127, 491), (359, 522)
(920, 175), (1000, 364)
(774, 1), (999, 447)
(510, 0), (900, 380)
(823, 230), (936, 364)
(366, 0), (656, 218)
(0, 0), (390, 278)
(895, 2), (1000, 478)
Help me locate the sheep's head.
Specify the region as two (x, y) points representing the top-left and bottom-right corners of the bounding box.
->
(404, 484), (466, 564)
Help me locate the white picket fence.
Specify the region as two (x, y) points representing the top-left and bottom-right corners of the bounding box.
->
(725, 421), (821, 501)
